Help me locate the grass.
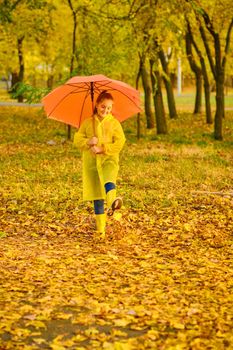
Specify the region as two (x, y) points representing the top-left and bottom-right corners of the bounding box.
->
(0, 106), (232, 210)
(171, 90), (233, 111)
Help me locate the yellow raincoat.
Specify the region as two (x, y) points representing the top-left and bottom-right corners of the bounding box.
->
(74, 114), (125, 201)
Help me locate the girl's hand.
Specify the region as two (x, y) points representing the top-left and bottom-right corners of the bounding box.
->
(91, 145), (105, 154)
(87, 136), (98, 146)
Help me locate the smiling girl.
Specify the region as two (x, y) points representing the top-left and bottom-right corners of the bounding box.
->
(74, 91), (126, 239)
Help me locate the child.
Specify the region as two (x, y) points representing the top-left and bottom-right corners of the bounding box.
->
(74, 91), (126, 239)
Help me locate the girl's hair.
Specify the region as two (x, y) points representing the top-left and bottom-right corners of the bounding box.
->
(94, 90), (113, 114)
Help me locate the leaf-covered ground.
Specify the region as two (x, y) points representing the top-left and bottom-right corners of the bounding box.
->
(0, 107), (233, 349)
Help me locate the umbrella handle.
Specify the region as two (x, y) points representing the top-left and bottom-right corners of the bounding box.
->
(91, 82), (96, 137)
(92, 116), (96, 137)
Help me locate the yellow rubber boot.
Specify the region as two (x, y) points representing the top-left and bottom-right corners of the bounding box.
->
(106, 189), (123, 216)
(95, 213), (106, 239)
(106, 189), (116, 208)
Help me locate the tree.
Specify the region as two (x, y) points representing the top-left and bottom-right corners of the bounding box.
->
(0, 0), (23, 94)
(186, 18), (212, 124)
(125, 0), (155, 129)
(125, 0), (170, 132)
(0, 0), (55, 101)
(0, 0), (22, 23)
(186, 0), (233, 140)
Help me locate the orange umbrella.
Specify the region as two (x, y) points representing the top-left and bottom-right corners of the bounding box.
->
(42, 74), (142, 128)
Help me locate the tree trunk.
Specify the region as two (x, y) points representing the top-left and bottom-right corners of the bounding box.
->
(194, 72), (202, 114)
(158, 48), (178, 119)
(136, 56), (142, 140)
(141, 61), (154, 129)
(11, 72), (18, 91)
(185, 31), (202, 114)
(67, 0), (79, 140)
(214, 72), (225, 140)
(68, 0), (77, 77)
(201, 57), (212, 124)
(150, 59), (168, 135)
(17, 36), (24, 102)
(187, 20), (212, 123)
(187, 21), (212, 123)
(47, 75), (54, 89)
(163, 76), (178, 119)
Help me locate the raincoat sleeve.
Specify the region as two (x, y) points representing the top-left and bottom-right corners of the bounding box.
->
(73, 119), (90, 151)
(103, 120), (126, 156)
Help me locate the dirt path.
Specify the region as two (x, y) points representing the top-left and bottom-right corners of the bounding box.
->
(0, 101), (42, 107)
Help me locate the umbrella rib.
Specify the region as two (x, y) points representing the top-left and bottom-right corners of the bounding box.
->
(66, 82), (91, 89)
(69, 88), (90, 94)
(78, 88), (92, 127)
(67, 82), (107, 95)
(48, 82), (104, 126)
(78, 82), (103, 127)
(95, 81), (112, 90)
(76, 82), (111, 126)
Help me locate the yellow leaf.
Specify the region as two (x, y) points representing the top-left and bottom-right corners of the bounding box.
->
(216, 330), (225, 338)
(183, 223), (191, 232)
(147, 329), (159, 340)
(54, 313), (72, 320)
(113, 319), (130, 327)
(113, 212), (122, 221)
(86, 257), (96, 262)
(171, 322), (185, 330)
(26, 320), (47, 329)
(107, 252), (118, 260)
(114, 341), (132, 350)
(72, 334), (87, 342)
(50, 346), (66, 350)
(33, 338), (46, 345)
(111, 329), (128, 337)
(156, 264), (168, 270)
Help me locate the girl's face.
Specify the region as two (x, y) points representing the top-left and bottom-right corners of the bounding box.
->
(96, 98), (113, 119)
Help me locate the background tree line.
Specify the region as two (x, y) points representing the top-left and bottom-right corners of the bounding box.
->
(0, 0), (233, 140)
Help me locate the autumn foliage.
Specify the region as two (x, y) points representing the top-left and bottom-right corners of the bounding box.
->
(0, 107), (233, 349)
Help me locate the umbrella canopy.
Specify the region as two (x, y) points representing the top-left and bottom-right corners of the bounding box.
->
(42, 74), (142, 128)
